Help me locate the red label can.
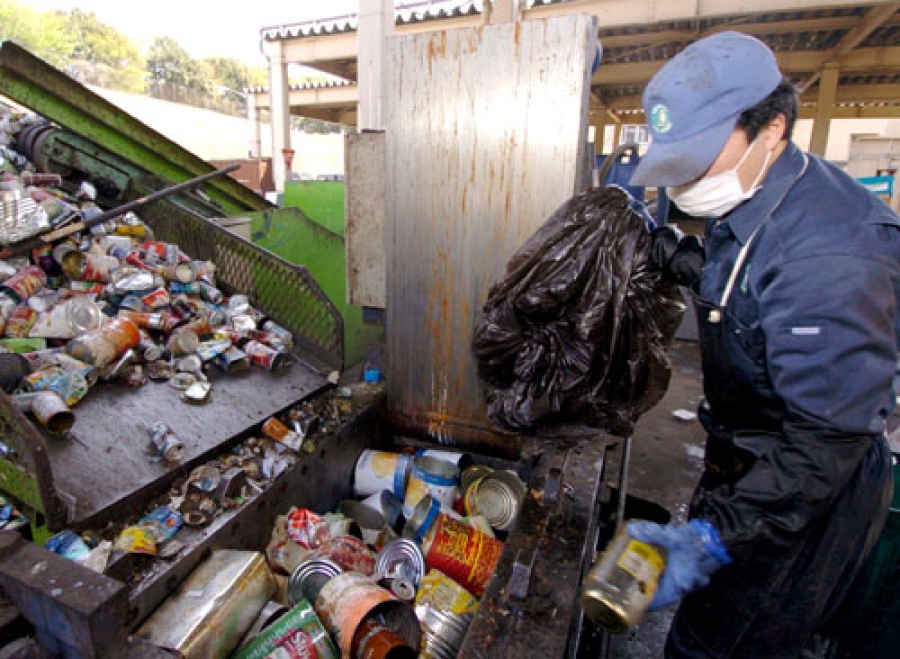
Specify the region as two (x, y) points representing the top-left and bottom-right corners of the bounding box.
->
(424, 513), (503, 596)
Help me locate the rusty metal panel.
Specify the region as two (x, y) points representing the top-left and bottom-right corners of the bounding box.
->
(346, 131), (387, 308)
(384, 16), (596, 450)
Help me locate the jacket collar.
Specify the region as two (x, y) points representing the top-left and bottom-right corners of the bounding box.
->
(723, 141), (807, 245)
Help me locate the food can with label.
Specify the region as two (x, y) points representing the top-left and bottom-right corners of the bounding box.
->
(405, 455), (459, 512)
(353, 450), (412, 499)
(423, 513), (504, 597)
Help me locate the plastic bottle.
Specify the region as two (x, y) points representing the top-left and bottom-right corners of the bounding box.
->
(579, 524), (666, 633)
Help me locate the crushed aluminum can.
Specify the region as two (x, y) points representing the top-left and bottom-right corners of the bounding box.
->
(242, 339), (286, 370)
(149, 422), (185, 462)
(139, 506), (184, 543)
(181, 380), (211, 404)
(141, 286), (170, 310)
(212, 345), (249, 372)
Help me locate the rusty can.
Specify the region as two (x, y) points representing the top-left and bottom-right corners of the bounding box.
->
(242, 339), (286, 370)
(423, 513), (504, 597)
(353, 450), (412, 499)
(314, 572), (421, 659)
(149, 422), (185, 462)
(1, 265), (47, 303)
(288, 557), (343, 606)
(405, 455), (459, 513)
(66, 317), (140, 368)
(352, 618), (418, 659)
(31, 390), (74, 435)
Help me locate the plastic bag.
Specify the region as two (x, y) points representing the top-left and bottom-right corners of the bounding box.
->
(472, 186), (684, 435)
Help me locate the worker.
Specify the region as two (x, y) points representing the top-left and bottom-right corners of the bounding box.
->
(626, 31), (899, 657)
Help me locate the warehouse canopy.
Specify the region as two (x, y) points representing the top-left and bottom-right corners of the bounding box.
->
(251, 0), (900, 131)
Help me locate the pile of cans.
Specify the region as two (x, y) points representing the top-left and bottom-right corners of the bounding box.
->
(0, 190), (296, 438)
(251, 448), (528, 658)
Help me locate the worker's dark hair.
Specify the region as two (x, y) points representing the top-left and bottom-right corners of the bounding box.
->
(737, 77), (799, 141)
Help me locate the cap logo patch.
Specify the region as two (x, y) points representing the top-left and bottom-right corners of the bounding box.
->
(650, 104), (672, 134)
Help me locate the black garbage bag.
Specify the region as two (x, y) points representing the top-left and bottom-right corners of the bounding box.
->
(472, 186), (685, 435)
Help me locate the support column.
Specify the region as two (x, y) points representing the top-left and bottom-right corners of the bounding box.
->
(263, 40), (291, 194)
(809, 64), (839, 157)
(247, 96), (262, 158)
(590, 103), (607, 153)
(358, 0), (394, 130)
(612, 120), (623, 149)
(486, 0), (517, 24)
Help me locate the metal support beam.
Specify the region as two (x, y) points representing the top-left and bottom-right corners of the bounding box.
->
(358, 0), (394, 130)
(810, 64), (840, 156)
(263, 40), (292, 194)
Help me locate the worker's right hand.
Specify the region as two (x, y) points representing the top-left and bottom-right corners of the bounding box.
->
(626, 519), (731, 611)
(650, 226), (704, 287)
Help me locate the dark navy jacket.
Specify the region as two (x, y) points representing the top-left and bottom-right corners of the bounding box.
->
(693, 141), (900, 558)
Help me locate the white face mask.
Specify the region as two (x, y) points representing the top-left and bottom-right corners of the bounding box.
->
(667, 137), (772, 218)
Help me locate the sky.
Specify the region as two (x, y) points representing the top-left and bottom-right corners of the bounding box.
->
(19, 0), (366, 66)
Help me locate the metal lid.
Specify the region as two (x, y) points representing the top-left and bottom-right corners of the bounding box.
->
(288, 557), (342, 606)
(460, 465), (492, 492)
(376, 538), (425, 587)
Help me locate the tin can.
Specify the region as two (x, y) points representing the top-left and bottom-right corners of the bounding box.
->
(418, 604), (475, 659)
(288, 557), (343, 606)
(149, 422), (185, 462)
(375, 538), (425, 587)
(415, 569), (479, 615)
(261, 416), (303, 452)
(66, 317), (140, 368)
(31, 390), (74, 435)
(167, 329), (199, 357)
(359, 490), (405, 534)
(405, 455), (460, 512)
(118, 310), (166, 331)
(352, 618), (418, 659)
(243, 339), (286, 370)
(1, 265), (47, 302)
(63, 252), (119, 282)
(237, 600), (290, 653)
(580, 525), (666, 634)
(4, 305), (37, 337)
(401, 494), (441, 544)
(467, 469), (526, 532)
(213, 345), (250, 372)
(423, 513), (504, 597)
(141, 286), (170, 310)
(260, 319), (294, 349)
(169, 281), (202, 296)
(233, 599), (338, 659)
(314, 572), (421, 659)
(353, 450), (412, 499)
(198, 281), (224, 305)
(416, 448), (473, 470)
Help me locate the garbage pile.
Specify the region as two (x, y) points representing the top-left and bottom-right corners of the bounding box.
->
(0, 101), (299, 435)
(40, 385), (366, 584)
(133, 448), (527, 658)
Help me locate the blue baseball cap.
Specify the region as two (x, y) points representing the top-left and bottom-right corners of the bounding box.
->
(630, 31), (782, 187)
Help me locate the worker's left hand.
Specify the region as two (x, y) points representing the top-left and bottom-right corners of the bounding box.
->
(626, 519), (732, 611)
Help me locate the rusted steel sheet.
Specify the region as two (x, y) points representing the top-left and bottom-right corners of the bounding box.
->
(383, 16), (596, 451)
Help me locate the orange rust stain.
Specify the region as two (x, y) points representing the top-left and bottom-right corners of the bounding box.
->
(514, 21), (521, 47)
(505, 189), (512, 217)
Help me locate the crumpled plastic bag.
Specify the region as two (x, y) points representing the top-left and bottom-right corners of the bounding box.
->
(472, 185), (685, 435)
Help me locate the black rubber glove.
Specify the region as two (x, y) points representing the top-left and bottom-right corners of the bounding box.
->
(651, 226), (704, 287)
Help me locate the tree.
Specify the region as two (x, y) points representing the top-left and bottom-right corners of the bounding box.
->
(61, 9), (144, 93)
(146, 36), (211, 94)
(0, 0), (74, 67)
